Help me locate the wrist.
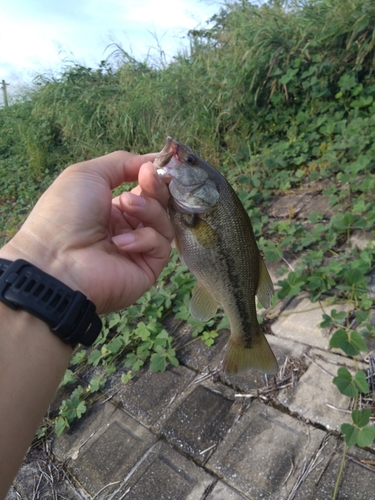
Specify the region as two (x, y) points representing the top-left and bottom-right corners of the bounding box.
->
(0, 256), (102, 347)
(0, 230), (80, 293)
(0, 299), (74, 354)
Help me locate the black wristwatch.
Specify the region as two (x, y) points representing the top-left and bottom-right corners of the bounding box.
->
(0, 258), (102, 347)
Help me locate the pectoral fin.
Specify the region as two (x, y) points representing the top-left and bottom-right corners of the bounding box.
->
(256, 255), (274, 309)
(190, 282), (219, 321)
(183, 214), (218, 248)
(173, 234), (184, 261)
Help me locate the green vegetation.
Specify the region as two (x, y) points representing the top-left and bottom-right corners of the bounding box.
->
(1, 0), (375, 494)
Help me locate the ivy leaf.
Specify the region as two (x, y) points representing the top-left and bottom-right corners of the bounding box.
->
(329, 329), (365, 356)
(357, 426), (375, 448)
(55, 417), (69, 436)
(321, 310), (346, 329)
(333, 367), (358, 397)
(167, 349), (179, 367)
(76, 401), (87, 419)
(156, 330), (170, 339)
(150, 353), (166, 372)
(351, 96), (374, 109)
(70, 350), (86, 365)
(135, 322), (151, 341)
(342, 410), (375, 447)
(175, 305), (190, 320)
(354, 370), (370, 394)
(279, 68), (299, 84)
(59, 369), (78, 387)
(330, 328), (349, 345)
(87, 349), (102, 366)
(350, 331), (368, 353)
(331, 213), (356, 232)
(154, 330), (171, 349)
(108, 312), (121, 329)
(277, 272), (307, 299)
(321, 314), (334, 328)
(121, 372), (132, 384)
(217, 316), (230, 330)
(88, 375), (103, 393)
(341, 423), (359, 446)
(263, 241), (283, 262)
(344, 268), (366, 287)
(133, 359), (144, 372)
(107, 337), (123, 354)
(352, 408), (371, 427)
(125, 353), (137, 368)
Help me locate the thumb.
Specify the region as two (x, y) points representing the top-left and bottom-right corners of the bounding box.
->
(70, 151), (158, 190)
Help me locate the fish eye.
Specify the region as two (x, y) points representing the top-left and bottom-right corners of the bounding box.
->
(186, 154), (197, 165)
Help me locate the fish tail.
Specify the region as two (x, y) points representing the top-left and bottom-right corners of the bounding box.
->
(223, 330), (278, 375)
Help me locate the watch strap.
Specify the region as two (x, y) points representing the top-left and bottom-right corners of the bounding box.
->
(0, 258), (102, 347)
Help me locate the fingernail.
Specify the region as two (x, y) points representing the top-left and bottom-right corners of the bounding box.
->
(112, 233), (135, 246)
(123, 192), (146, 207)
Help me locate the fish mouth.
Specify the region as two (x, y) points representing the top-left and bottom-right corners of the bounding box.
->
(155, 136), (176, 167)
(156, 150), (174, 168)
(154, 137), (181, 182)
(155, 136), (190, 168)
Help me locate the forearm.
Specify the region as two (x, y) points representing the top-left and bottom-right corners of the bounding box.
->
(0, 303), (72, 498)
(0, 152), (173, 497)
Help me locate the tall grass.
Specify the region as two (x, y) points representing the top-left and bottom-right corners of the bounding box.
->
(1, 0), (375, 174)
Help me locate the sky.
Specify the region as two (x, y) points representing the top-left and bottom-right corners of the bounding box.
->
(1, 0), (220, 96)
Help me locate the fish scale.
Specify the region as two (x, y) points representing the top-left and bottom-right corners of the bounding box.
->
(175, 183), (259, 342)
(155, 137), (278, 374)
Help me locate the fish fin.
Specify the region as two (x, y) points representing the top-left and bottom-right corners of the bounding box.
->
(190, 282), (219, 321)
(185, 215), (218, 248)
(173, 234), (184, 262)
(256, 255), (274, 309)
(223, 330), (278, 374)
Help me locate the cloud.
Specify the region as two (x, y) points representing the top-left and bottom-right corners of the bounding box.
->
(0, 0), (218, 87)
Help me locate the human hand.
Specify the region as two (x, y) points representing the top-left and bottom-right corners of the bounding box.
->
(0, 152), (174, 314)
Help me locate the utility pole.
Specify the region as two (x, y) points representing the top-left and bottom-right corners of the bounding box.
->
(1, 80), (9, 107)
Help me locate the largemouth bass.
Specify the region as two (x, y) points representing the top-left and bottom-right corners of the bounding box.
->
(154, 137), (278, 374)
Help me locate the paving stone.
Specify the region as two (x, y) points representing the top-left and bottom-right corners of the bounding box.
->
(154, 379), (238, 464)
(263, 253), (297, 291)
(9, 462), (84, 500)
(5, 488), (18, 500)
(53, 399), (115, 460)
(297, 194), (334, 219)
(222, 335), (308, 393)
(269, 194), (311, 218)
(291, 435), (375, 500)
(268, 334), (307, 361)
(207, 400), (326, 500)
(176, 312), (301, 391)
(348, 229), (373, 251)
(113, 364), (196, 427)
(177, 328), (231, 372)
(113, 441), (214, 500)
(206, 481), (248, 500)
(54, 401), (157, 497)
(277, 349), (367, 431)
(271, 293), (346, 350)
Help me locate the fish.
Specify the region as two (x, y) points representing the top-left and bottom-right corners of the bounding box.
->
(154, 137), (278, 374)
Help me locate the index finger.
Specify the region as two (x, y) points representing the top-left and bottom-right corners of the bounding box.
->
(73, 151), (158, 190)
